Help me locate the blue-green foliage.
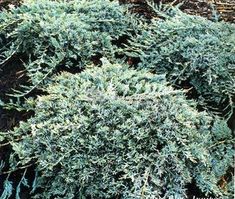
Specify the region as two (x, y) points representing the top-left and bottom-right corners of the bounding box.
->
(125, 5), (235, 116)
(2, 63), (234, 199)
(0, 178), (13, 199)
(0, 0), (135, 96)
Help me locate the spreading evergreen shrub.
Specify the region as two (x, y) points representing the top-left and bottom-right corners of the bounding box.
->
(125, 6), (235, 116)
(1, 62), (234, 199)
(0, 0), (134, 96)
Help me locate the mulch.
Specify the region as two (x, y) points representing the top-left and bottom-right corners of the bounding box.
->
(120, 0), (235, 22)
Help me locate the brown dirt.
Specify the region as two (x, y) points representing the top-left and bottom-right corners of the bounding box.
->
(0, 57), (34, 198)
(120, 0), (235, 22)
(0, 56), (31, 131)
(0, 0), (21, 10)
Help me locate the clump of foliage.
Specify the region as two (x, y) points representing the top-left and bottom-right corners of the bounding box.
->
(1, 62), (234, 199)
(0, 0), (135, 96)
(125, 5), (235, 116)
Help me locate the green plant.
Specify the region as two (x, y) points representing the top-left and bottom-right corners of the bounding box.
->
(1, 62), (234, 199)
(125, 4), (235, 117)
(0, 0), (135, 96)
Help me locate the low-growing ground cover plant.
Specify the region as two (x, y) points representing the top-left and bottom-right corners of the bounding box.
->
(0, 0), (135, 96)
(125, 5), (235, 116)
(1, 62), (234, 199)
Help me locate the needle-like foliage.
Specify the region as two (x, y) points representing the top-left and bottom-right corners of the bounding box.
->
(125, 5), (235, 116)
(1, 63), (233, 199)
(0, 0), (135, 96)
